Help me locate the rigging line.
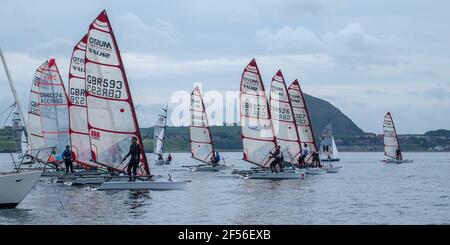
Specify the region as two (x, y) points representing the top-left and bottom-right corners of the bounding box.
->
(0, 103), (15, 117)
(0, 104), (15, 128)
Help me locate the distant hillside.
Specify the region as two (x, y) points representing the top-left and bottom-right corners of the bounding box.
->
(304, 93), (364, 137)
(425, 129), (450, 137)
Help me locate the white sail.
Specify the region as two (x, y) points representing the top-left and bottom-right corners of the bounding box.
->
(331, 136), (339, 159)
(38, 59), (70, 156)
(27, 62), (47, 150)
(240, 59), (277, 167)
(153, 104), (167, 156)
(190, 86), (214, 163)
(288, 79), (318, 164)
(68, 34), (94, 167)
(319, 123), (333, 158)
(269, 70), (301, 163)
(383, 112), (402, 160)
(85, 10), (149, 175)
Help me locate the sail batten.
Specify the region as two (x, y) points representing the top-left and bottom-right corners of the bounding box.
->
(240, 59), (277, 167)
(288, 79), (317, 164)
(85, 10), (149, 174)
(383, 112), (402, 160)
(190, 86), (214, 164)
(269, 70), (301, 163)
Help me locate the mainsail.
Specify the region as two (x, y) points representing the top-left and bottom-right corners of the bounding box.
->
(85, 10), (149, 175)
(153, 104), (168, 157)
(68, 35), (94, 167)
(288, 79), (317, 164)
(319, 123), (339, 159)
(240, 59), (277, 167)
(27, 62), (47, 150)
(190, 86), (214, 163)
(269, 70), (301, 163)
(38, 59), (70, 155)
(383, 112), (402, 160)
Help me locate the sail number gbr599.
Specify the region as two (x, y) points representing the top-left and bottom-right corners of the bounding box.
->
(86, 75), (123, 98)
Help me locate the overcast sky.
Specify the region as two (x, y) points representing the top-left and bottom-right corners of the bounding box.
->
(0, 0), (449, 134)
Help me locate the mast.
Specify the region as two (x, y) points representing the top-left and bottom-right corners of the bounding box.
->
(0, 46), (30, 135)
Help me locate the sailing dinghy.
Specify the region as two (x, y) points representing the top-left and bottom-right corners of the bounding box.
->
(153, 104), (170, 165)
(319, 123), (340, 162)
(187, 86), (229, 171)
(0, 46), (48, 208)
(84, 10), (186, 190)
(287, 79), (327, 174)
(382, 112), (412, 164)
(238, 59), (302, 179)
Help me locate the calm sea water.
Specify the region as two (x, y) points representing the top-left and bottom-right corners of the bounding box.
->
(0, 152), (449, 224)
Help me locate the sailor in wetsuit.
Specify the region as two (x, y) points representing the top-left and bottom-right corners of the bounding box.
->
(269, 146), (281, 173)
(122, 136), (141, 181)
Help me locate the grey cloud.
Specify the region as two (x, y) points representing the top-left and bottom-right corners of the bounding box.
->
(422, 87), (450, 100)
(364, 89), (389, 95)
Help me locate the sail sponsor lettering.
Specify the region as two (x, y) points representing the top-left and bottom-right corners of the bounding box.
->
(88, 37), (112, 58)
(384, 129), (395, 137)
(39, 92), (64, 104)
(86, 75), (122, 98)
(289, 93), (301, 104)
(91, 130), (100, 140)
(242, 76), (259, 91)
(241, 101), (268, 118)
(41, 75), (57, 82)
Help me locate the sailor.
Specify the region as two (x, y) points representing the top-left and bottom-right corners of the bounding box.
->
(311, 151), (321, 168)
(48, 149), (59, 170)
(211, 151), (220, 166)
(61, 145), (74, 173)
(166, 153), (172, 162)
(298, 143), (310, 167)
(122, 136), (141, 181)
(269, 146), (281, 173)
(158, 154), (163, 160)
(395, 148), (402, 160)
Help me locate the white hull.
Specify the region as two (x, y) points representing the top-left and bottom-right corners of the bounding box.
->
(383, 158), (413, 164)
(191, 164), (229, 172)
(305, 168), (327, 175)
(240, 168), (305, 180)
(0, 170), (42, 208)
(97, 179), (187, 190)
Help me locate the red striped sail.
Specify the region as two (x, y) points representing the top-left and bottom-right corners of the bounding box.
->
(85, 10), (149, 175)
(269, 70), (302, 163)
(68, 35), (96, 167)
(383, 112), (402, 160)
(288, 79), (317, 164)
(38, 59), (70, 155)
(27, 62), (47, 150)
(190, 86), (215, 163)
(239, 59), (277, 167)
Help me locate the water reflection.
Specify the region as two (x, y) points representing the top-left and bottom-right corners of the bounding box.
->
(0, 208), (36, 224)
(124, 190), (151, 217)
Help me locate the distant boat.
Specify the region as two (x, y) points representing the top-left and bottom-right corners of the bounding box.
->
(153, 104), (170, 165)
(320, 123), (340, 162)
(83, 10), (186, 190)
(238, 59), (302, 179)
(187, 86), (228, 171)
(383, 112), (413, 164)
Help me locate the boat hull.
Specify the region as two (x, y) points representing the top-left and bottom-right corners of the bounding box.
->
(97, 180), (187, 190)
(191, 164), (229, 172)
(155, 160), (171, 165)
(248, 169), (305, 179)
(383, 158), (413, 164)
(0, 170), (42, 208)
(321, 158), (340, 162)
